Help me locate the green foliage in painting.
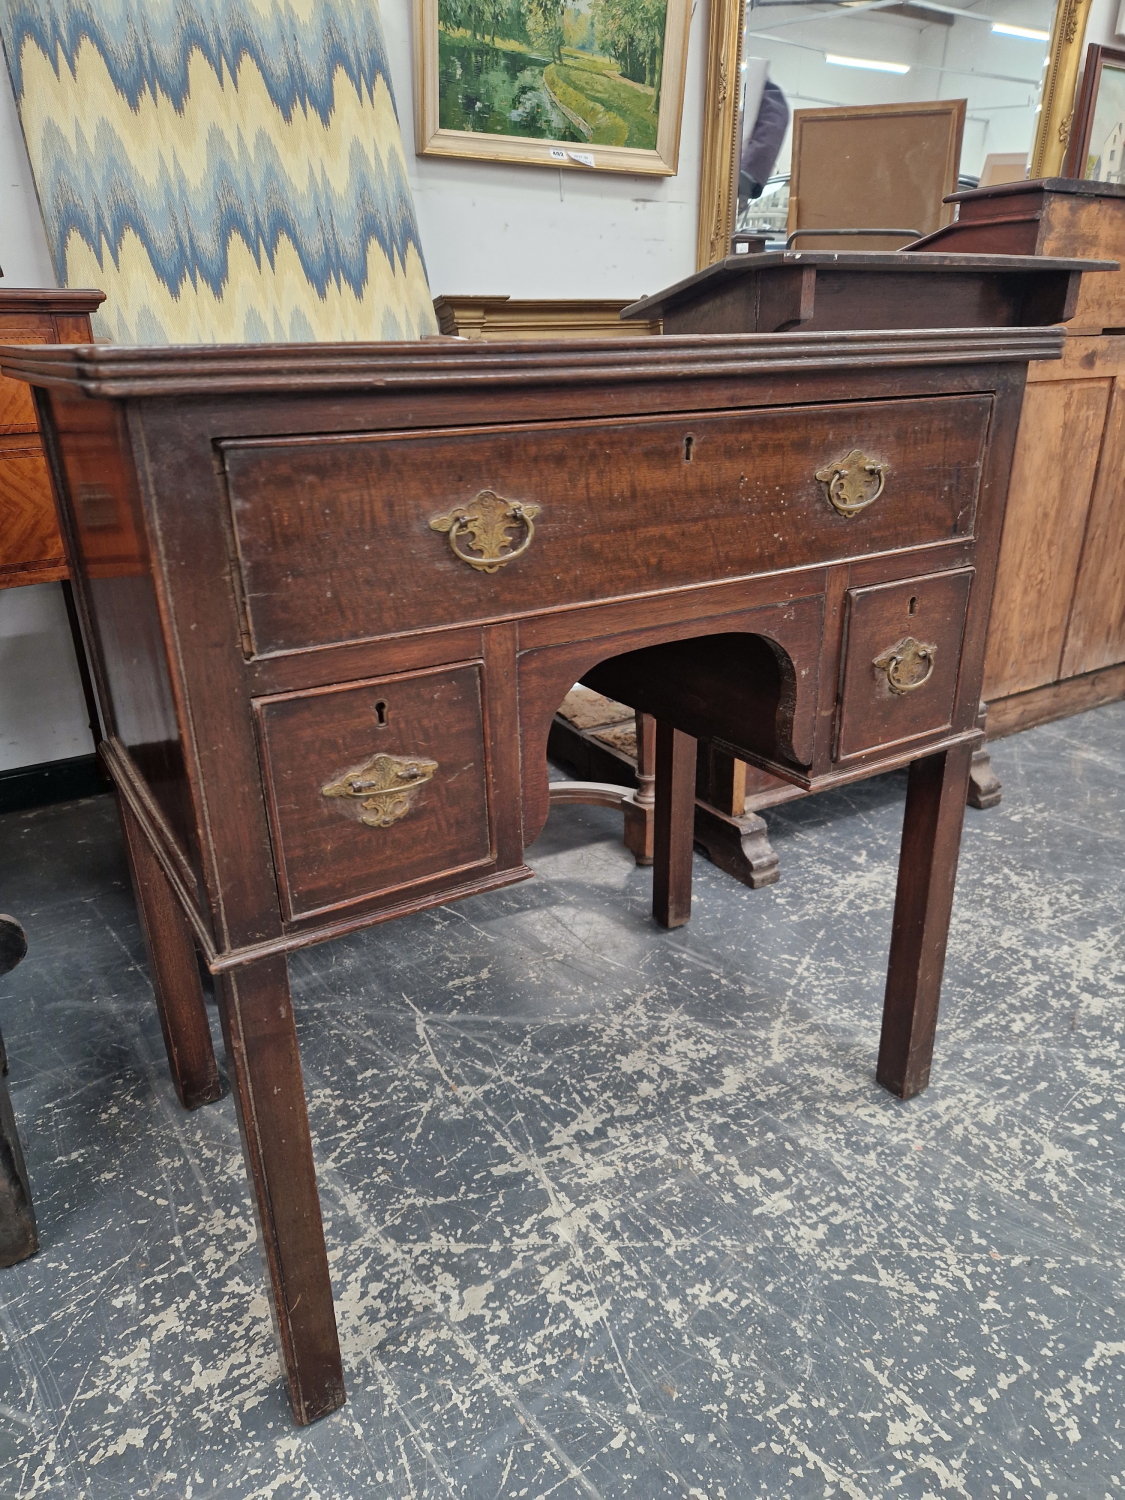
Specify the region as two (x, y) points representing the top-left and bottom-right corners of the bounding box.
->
(591, 0), (665, 92)
(562, 6), (595, 51)
(438, 0), (530, 45)
(544, 62), (626, 143)
(437, 0), (666, 147)
(525, 0), (567, 61)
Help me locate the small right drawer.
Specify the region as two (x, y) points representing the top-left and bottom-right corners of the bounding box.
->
(835, 568), (974, 763)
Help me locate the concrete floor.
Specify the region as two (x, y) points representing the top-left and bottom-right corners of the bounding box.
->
(0, 703), (1123, 1500)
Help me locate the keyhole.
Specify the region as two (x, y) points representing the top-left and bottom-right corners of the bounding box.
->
(683, 435), (694, 462)
(908, 596), (917, 615)
(374, 700), (388, 727)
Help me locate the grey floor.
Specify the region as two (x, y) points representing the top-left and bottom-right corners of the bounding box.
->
(1, 705), (1123, 1500)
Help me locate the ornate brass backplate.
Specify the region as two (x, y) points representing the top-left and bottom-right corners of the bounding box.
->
(873, 636), (937, 695)
(815, 450), (889, 518)
(430, 490), (540, 573)
(321, 752), (438, 828)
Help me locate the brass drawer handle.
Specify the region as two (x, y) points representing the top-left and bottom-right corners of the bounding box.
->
(816, 449), (889, 517)
(874, 636), (937, 694)
(321, 752), (438, 828)
(430, 489), (540, 573)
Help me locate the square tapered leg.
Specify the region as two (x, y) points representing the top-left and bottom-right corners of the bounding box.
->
(877, 742), (974, 1099)
(118, 796), (222, 1109)
(217, 956), (345, 1424)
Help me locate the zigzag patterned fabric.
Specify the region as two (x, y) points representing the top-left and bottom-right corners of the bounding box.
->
(0, 0), (437, 343)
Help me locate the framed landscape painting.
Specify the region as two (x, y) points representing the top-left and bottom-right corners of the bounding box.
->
(413, 0), (692, 174)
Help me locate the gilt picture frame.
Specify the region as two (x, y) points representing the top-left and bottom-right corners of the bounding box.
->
(413, 0), (692, 175)
(698, 0), (1093, 270)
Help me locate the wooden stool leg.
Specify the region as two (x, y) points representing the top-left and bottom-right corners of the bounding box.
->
(216, 956), (345, 1425)
(118, 797), (222, 1109)
(653, 723), (698, 929)
(623, 711), (656, 865)
(877, 742), (974, 1100)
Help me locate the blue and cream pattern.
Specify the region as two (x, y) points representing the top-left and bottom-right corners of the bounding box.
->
(0, 0), (437, 343)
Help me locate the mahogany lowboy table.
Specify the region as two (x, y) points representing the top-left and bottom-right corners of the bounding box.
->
(1, 323), (1069, 1422)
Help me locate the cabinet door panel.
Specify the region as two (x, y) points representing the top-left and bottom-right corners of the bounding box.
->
(983, 378), (1110, 700)
(1060, 372), (1125, 678)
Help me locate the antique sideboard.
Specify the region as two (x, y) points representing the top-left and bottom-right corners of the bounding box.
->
(0, 289), (103, 587)
(0, 308), (1076, 1422)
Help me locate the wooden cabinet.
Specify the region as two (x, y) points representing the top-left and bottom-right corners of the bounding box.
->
(912, 180), (1125, 735)
(0, 290), (103, 588)
(983, 333), (1125, 727)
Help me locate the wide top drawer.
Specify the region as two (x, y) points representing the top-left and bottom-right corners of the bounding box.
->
(220, 393), (991, 656)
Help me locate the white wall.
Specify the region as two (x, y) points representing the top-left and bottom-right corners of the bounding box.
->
(1, 59), (94, 773)
(0, 585), (92, 770)
(0, 55), (54, 285)
(1085, 0), (1125, 46)
(379, 0), (708, 300)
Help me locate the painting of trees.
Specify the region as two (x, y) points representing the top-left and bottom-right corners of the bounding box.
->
(590, 0), (666, 94)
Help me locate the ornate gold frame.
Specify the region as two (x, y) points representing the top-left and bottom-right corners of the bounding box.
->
(696, 0), (745, 268)
(697, 0), (1094, 270)
(1031, 0), (1095, 177)
(414, 0), (693, 176)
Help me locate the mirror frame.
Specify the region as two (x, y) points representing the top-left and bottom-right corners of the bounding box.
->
(697, 0), (1095, 270)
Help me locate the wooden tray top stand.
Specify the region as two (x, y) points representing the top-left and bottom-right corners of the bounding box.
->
(0, 293), (1082, 1421)
(595, 250), (1115, 880)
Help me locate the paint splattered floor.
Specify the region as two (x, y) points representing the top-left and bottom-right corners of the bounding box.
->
(1, 702), (1123, 1499)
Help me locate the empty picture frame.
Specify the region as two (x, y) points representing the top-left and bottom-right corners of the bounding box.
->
(787, 99), (967, 252)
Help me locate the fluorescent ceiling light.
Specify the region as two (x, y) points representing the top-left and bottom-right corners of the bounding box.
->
(991, 22), (1050, 39)
(825, 52), (911, 72)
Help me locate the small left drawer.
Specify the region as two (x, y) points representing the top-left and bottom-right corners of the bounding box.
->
(255, 663), (494, 921)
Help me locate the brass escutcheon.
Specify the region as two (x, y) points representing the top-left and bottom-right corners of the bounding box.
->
(815, 449), (889, 518)
(873, 636), (937, 695)
(430, 489), (540, 573)
(321, 752), (438, 828)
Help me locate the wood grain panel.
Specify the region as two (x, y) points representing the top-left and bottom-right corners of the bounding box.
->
(222, 394), (990, 655)
(983, 379), (1111, 700)
(1039, 192), (1125, 334)
(0, 438), (65, 578)
(1060, 364), (1125, 679)
(0, 319), (54, 432)
(986, 661), (1125, 739)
